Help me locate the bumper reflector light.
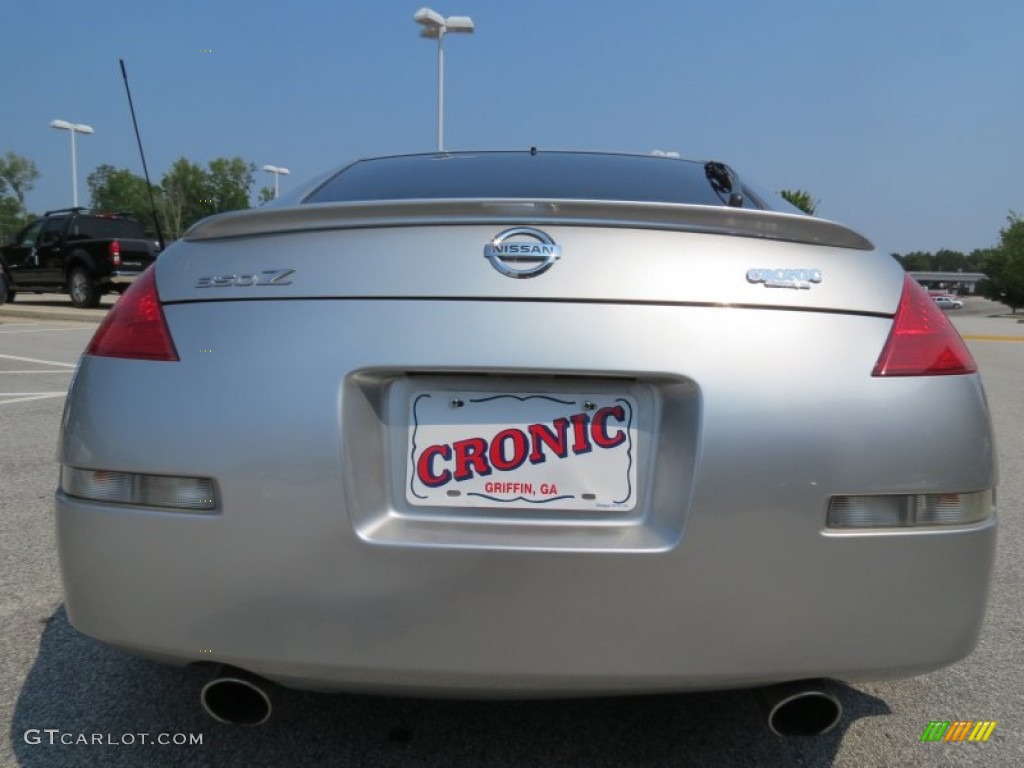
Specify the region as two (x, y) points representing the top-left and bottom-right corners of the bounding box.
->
(61, 466), (216, 512)
(828, 491), (992, 529)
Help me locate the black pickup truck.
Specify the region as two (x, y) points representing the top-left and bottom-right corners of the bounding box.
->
(0, 208), (160, 308)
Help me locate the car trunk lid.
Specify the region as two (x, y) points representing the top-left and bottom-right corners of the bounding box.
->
(155, 199), (901, 315)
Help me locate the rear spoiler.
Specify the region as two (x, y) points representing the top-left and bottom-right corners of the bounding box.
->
(184, 199), (874, 251)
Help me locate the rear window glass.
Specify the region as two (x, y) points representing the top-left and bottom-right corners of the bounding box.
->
(67, 217), (145, 240)
(305, 152), (769, 209)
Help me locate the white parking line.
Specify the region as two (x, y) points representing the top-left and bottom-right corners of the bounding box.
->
(0, 353), (76, 368)
(0, 392), (69, 396)
(0, 393), (67, 405)
(0, 327), (93, 334)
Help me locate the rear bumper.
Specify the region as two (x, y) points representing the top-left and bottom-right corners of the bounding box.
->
(55, 496), (997, 696)
(55, 300), (998, 695)
(106, 271), (142, 285)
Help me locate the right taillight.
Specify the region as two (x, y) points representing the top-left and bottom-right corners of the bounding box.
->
(872, 274), (977, 376)
(86, 266), (179, 361)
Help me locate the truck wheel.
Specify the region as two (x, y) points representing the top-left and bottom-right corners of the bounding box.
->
(68, 267), (101, 308)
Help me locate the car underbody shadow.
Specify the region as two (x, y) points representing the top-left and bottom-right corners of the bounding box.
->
(11, 606), (890, 767)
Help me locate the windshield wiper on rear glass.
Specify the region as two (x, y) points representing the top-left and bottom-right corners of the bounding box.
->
(704, 161), (745, 208)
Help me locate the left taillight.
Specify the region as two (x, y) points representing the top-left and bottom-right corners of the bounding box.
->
(108, 239), (121, 266)
(86, 266), (179, 361)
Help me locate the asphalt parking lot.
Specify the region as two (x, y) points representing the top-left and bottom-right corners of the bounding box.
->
(1, 296), (1022, 767)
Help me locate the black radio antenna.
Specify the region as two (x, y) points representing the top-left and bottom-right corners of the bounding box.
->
(119, 58), (166, 250)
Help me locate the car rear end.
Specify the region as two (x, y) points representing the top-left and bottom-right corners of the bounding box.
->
(55, 153), (996, 695)
(73, 214), (159, 289)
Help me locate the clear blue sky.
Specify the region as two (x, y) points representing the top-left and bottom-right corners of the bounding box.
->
(3, 0), (1021, 254)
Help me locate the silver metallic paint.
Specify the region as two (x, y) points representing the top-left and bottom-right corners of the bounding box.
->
(156, 225), (900, 315)
(56, 203), (996, 695)
(182, 199), (874, 250)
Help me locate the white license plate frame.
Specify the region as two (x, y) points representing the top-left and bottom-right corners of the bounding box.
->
(406, 390), (638, 511)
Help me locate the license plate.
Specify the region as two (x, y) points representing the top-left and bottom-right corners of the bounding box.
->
(406, 390), (638, 511)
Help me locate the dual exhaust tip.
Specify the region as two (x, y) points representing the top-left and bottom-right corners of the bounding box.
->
(200, 670), (841, 737)
(759, 680), (843, 737)
(200, 670), (272, 726)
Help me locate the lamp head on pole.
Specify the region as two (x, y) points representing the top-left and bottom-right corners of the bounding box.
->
(444, 16), (474, 33)
(50, 119), (94, 134)
(414, 7), (474, 38)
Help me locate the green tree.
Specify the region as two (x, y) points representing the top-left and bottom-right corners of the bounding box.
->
(257, 186), (276, 206)
(161, 158), (209, 239)
(87, 164), (162, 232)
(0, 152), (40, 240)
(978, 214), (1024, 313)
(160, 156), (256, 238)
(931, 248), (970, 271)
(967, 248), (991, 270)
(892, 251), (934, 271)
(206, 157), (255, 213)
(779, 189), (819, 216)
(0, 151), (40, 207)
(0, 195), (32, 242)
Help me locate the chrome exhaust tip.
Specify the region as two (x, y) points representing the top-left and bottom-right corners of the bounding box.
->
(759, 679), (842, 737)
(200, 669), (272, 726)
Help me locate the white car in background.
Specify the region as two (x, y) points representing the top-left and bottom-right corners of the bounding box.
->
(933, 295), (964, 310)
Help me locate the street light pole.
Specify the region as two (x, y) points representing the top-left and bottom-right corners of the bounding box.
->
(50, 119), (95, 208)
(437, 25), (445, 152)
(414, 8), (474, 152)
(261, 165), (291, 199)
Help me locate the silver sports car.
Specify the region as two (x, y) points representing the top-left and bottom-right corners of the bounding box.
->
(56, 151), (996, 732)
